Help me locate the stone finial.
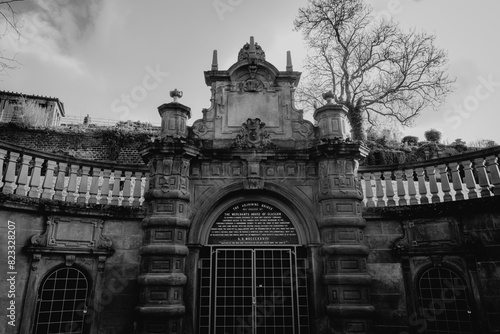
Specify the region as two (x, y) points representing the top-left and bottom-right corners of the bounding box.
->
(211, 50), (218, 71)
(248, 36), (256, 62)
(170, 89), (183, 102)
(322, 91), (334, 104)
(286, 51), (293, 72)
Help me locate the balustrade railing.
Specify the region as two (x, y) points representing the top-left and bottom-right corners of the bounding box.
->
(359, 146), (500, 207)
(0, 141), (149, 206)
(2, 139), (500, 209)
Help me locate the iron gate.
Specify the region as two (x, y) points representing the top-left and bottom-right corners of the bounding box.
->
(199, 247), (310, 334)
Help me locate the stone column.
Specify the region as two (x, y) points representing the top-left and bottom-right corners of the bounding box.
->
(313, 97), (374, 333)
(137, 91), (199, 334)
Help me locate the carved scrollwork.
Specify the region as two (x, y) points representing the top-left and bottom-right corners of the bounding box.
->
(30, 232), (47, 246)
(392, 222), (410, 255)
(99, 234), (113, 250)
(192, 119), (210, 137)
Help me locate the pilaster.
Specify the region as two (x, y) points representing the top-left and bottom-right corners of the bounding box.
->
(313, 98), (374, 333)
(137, 91), (199, 334)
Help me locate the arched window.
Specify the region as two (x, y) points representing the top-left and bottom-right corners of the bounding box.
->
(417, 266), (474, 334)
(34, 267), (90, 334)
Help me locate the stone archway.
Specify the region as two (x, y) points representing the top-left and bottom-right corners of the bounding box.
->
(185, 191), (320, 334)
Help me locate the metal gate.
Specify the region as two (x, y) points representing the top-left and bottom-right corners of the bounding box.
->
(199, 247), (310, 334)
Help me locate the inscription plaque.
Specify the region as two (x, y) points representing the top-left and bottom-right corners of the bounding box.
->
(208, 202), (298, 245)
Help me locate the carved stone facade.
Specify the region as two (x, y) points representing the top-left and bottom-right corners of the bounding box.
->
(2, 37), (498, 334)
(137, 37), (373, 334)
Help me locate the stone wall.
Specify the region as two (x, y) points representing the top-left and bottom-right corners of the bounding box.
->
(0, 123), (156, 164)
(364, 218), (408, 334)
(0, 194), (145, 334)
(364, 197), (500, 334)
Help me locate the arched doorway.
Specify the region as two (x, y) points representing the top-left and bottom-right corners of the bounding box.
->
(196, 200), (312, 334)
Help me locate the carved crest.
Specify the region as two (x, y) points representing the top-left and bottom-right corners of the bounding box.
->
(240, 79), (263, 92)
(232, 118), (275, 149)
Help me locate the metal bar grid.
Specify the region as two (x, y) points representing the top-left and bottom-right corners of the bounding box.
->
(418, 267), (473, 334)
(34, 267), (89, 334)
(199, 247), (309, 334)
(214, 249), (254, 334)
(295, 257), (310, 334)
(254, 249), (295, 334)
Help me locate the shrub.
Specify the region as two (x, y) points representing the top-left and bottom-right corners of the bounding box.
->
(424, 129), (442, 143)
(402, 135), (419, 146)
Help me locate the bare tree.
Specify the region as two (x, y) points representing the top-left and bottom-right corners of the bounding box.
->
(294, 0), (454, 140)
(0, 0), (23, 75)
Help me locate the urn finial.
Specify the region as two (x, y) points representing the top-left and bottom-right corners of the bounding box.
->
(322, 91), (334, 104)
(170, 89), (183, 102)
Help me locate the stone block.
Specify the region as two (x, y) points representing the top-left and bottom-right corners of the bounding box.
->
(381, 221), (403, 235)
(103, 221), (125, 235)
(370, 294), (405, 312)
(367, 250), (398, 264)
(365, 235), (399, 250)
(103, 293), (139, 311)
(364, 221), (382, 235)
(367, 263), (404, 294)
(106, 249), (141, 265)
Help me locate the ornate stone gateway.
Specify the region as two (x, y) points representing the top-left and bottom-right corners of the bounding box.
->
(138, 37), (373, 334)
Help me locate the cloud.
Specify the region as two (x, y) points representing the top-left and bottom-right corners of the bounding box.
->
(1, 0), (103, 74)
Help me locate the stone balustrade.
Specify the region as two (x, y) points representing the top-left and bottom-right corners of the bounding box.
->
(3, 138), (500, 209)
(359, 146), (500, 207)
(0, 141), (149, 206)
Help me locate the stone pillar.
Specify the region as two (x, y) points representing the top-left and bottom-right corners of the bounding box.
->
(314, 91), (349, 141)
(137, 91), (199, 334)
(313, 99), (374, 333)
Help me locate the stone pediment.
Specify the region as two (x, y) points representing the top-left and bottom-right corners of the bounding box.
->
(193, 37), (315, 149)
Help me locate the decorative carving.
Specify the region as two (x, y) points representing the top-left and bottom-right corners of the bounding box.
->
(31, 253), (41, 271)
(238, 41), (266, 62)
(99, 234), (113, 250)
(192, 120), (210, 137)
(393, 219), (483, 255)
(430, 255), (443, 267)
(65, 254), (76, 267)
(240, 79), (263, 92)
(169, 89), (183, 102)
(243, 178), (264, 190)
(232, 118), (275, 149)
(30, 232), (47, 246)
(98, 256), (107, 272)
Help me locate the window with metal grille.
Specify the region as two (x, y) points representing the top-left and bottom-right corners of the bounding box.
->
(34, 267), (90, 334)
(417, 266), (474, 334)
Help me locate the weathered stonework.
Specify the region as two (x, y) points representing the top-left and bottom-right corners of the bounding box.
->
(138, 37), (373, 334)
(1, 37), (499, 334)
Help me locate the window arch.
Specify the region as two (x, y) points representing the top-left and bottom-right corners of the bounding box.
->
(416, 266), (474, 334)
(34, 266), (91, 334)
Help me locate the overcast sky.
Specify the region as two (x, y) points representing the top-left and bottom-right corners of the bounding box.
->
(1, 0), (499, 145)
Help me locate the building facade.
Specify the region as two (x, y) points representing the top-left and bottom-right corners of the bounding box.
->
(0, 91), (65, 126)
(0, 38), (499, 334)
